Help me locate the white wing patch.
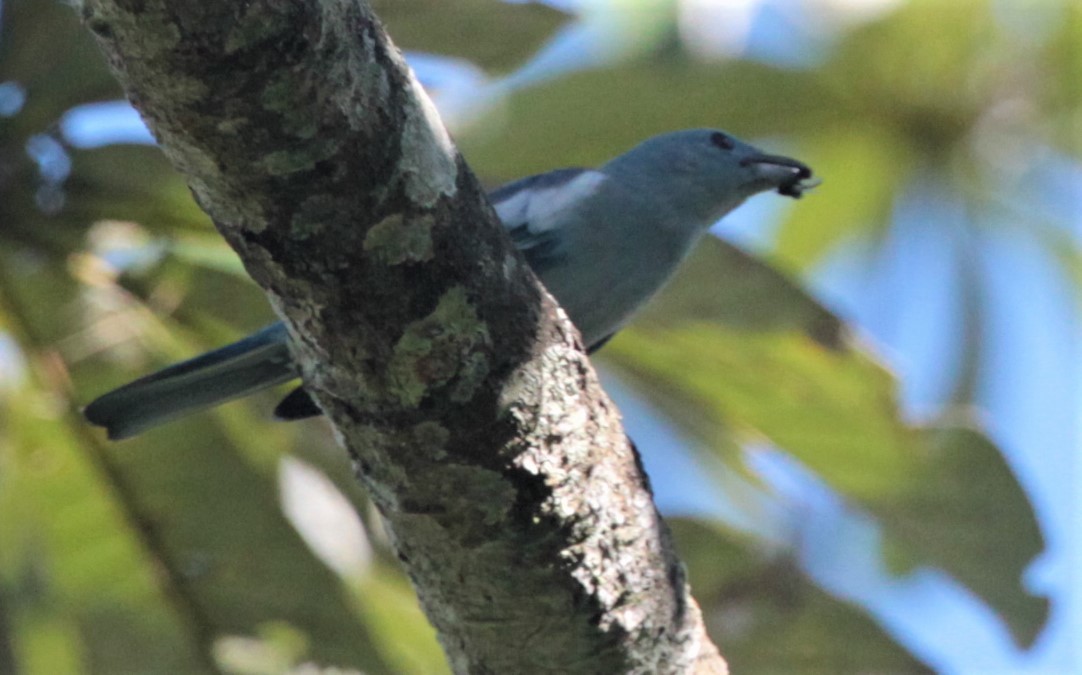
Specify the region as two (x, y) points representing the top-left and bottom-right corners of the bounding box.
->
(493, 170), (607, 234)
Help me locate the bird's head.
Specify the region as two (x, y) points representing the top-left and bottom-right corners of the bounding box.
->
(603, 128), (818, 224)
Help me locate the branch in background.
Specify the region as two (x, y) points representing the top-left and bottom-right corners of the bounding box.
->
(76, 0), (726, 671)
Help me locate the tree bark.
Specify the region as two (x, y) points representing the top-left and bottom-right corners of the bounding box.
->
(76, 1), (727, 672)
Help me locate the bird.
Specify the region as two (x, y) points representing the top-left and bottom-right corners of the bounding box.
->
(84, 129), (817, 440)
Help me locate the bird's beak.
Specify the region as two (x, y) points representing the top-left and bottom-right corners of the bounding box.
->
(741, 153), (820, 198)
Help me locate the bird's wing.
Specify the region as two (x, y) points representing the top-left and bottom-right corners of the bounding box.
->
(489, 168), (607, 271)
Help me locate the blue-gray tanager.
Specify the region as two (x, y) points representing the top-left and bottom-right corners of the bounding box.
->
(85, 129), (816, 439)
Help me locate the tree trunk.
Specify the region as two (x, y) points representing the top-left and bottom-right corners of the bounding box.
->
(76, 1), (726, 672)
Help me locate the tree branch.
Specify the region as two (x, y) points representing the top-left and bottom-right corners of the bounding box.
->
(77, 1), (726, 672)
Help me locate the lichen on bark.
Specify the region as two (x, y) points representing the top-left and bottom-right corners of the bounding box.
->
(77, 0), (727, 672)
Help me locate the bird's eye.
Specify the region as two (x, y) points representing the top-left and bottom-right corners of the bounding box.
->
(710, 132), (734, 151)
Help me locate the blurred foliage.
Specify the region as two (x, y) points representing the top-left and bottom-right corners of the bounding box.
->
(371, 0), (570, 72)
(603, 237), (1047, 643)
(668, 519), (932, 674)
(1, 0), (1077, 672)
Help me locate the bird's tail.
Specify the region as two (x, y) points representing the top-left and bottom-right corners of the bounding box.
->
(83, 323), (296, 440)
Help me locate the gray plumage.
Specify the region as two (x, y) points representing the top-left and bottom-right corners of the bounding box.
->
(84, 129), (816, 439)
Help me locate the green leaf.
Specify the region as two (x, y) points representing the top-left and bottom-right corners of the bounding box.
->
(372, 0), (570, 73)
(0, 365), (208, 673)
(879, 426), (1050, 644)
(669, 518), (932, 674)
(0, 0), (122, 129)
(64, 146), (211, 234)
(97, 418), (396, 672)
(602, 237), (1047, 645)
(166, 235), (246, 277)
(354, 567), (450, 675)
(0, 251), (400, 672)
(773, 126), (914, 270)
(461, 58), (831, 181)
